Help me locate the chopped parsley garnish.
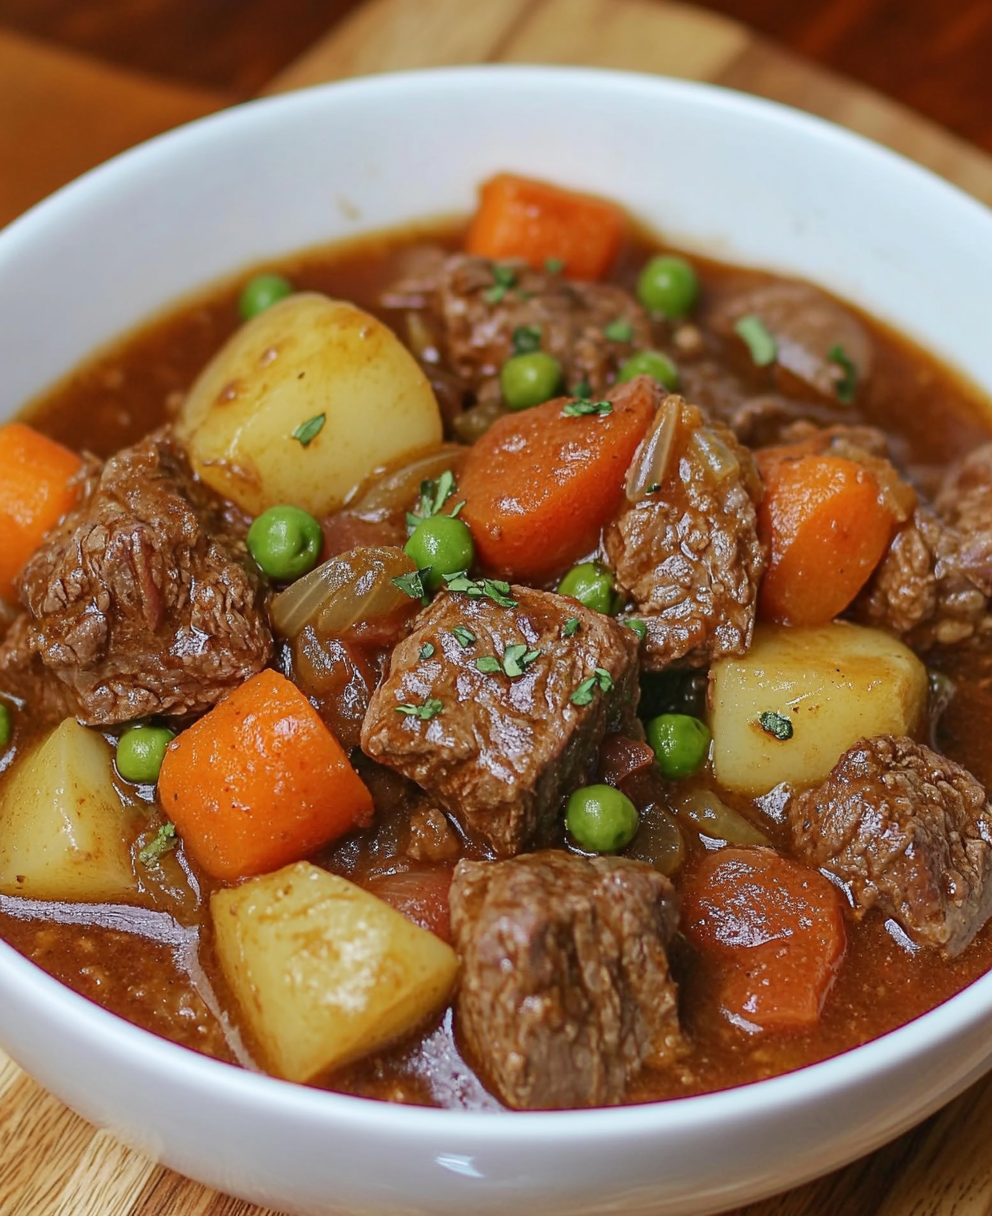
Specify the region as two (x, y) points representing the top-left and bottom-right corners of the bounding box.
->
(645, 482), (662, 494)
(604, 319), (633, 342)
(475, 645), (541, 679)
(451, 625), (477, 648)
(758, 711), (794, 741)
(444, 572), (518, 608)
(570, 668), (614, 706)
(828, 344), (858, 403)
(419, 642), (435, 660)
(562, 617), (581, 638)
(734, 315), (778, 367)
(626, 619), (647, 640)
(562, 399), (613, 417)
(406, 469), (459, 535)
(483, 264), (517, 303)
(392, 568), (431, 602)
(396, 698), (443, 721)
(139, 822), (177, 868)
(291, 412), (326, 447)
(512, 325), (543, 355)
(544, 256), (565, 275)
(571, 379), (592, 399)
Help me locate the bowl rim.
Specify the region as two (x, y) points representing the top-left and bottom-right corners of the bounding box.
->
(3, 62), (992, 1139)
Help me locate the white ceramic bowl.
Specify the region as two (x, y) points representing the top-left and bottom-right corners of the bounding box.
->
(2, 66), (992, 1216)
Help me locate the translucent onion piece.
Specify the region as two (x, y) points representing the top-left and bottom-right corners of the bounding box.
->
(271, 546), (416, 640)
(624, 803), (686, 876)
(625, 396), (681, 502)
(671, 788), (770, 847)
(348, 445), (467, 516)
(691, 427), (739, 482)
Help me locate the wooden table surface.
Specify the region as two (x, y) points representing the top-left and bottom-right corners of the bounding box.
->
(3, 1), (992, 1213)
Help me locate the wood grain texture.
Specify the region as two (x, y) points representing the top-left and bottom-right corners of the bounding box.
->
(3, 1), (992, 1214)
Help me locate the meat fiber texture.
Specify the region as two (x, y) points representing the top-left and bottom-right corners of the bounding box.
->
(790, 735), (992, 956)
(0, 429), (272, 725)
(449, 850), (683, 1109)
(361, 586), (640, 857)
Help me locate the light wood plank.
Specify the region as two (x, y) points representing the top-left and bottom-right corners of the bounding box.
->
(49, 1130), (157, 1216)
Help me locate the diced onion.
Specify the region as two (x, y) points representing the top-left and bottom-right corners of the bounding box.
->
(671, 788), (769, 847)
(625, 396), (681, 502)
(271, 546), (416, 640)
(348, 445), (467, 516)
(624, 804), (686, 876)
(691, 427), (739, 482)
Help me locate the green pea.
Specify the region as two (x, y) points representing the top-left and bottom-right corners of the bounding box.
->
(645, 713), (711, 780)
(557, 561), (617, 615)
(239, 273), (293, 320)
(117, 725), (175, 784)
(636, 255), (699, 319)
(405, 514), (475, 593)
(0, 702), (11, 749)
(566, 784), (640, 853)
(247, 505), (323, 582)
(500, 351), (562, 411)
(617, 350), (680, 391)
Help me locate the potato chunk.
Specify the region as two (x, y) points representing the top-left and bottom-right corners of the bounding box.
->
(710, 622), (927, 796)
(211, 862), (458, 1083)
(176, 292), (442, 517)
(0, 719), (136, 901)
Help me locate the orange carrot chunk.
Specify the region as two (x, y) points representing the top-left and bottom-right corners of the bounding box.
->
(681, 847), (847, 1032)
(458, 377), (657, 584)
(0, 423), (83, 602)
(158, 669), (373, 881)
(756, 450), (896, 627)
(465, 173), (626, 281)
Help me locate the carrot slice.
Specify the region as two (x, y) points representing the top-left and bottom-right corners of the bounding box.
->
(0, 423), (83, 601)
(159, 669), (372, 881)
(465, 173), (626, 281)
(756, 450), (896, 626)
(458, 377), (657, 583)
(681, 847), (847, 1032)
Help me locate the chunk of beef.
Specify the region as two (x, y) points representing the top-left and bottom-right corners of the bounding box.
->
(790, 736), (992, 956)
(708, 278), (873, 403)
(449, 850), (683, 1109)
(858, 442), (992, 647)
(0, 430), (272, 724)
(361, 586), (639, 856)
(384, 253), (651, 411)
(603, 395), (766, 670)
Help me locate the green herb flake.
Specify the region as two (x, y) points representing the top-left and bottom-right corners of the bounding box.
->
(604, 319), (633, 343)
(544, 257), (565, 275)
(570, 676), (598, 707)
(595, 668), (615, 693)
(627, 619), (647, 640)
(562, 617), (581, 638)
(451, 625), (477, 648)
(139, 822), (177, 868)
(419, 642), (436, 660)
(392, 568), (430, 602)
(483, 264), (518, 303)
(475, 656), (502, 674)
(406, 470), (459, 537)
(828, 344), (858, 403)
(502, 643), (541, 678)
(444, 571), (518, 608)
(512, 325), (543, 355)
(292, 412), (326, 447)
(734, 315), (778, 367)
(563, 399), (613, 418)
(571, 379), (592, 399)
(396, 698), (443, 721)
(758, 710), (794, 741)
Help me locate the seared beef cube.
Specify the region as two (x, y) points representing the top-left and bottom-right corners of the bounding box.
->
(790, 735), (992, 956)
(361, 587), (639, 856)
(708, 278), (873, 403)
(604, 395), (766, 670)
(449, 850), (683, 1110)
(859, 443), (992, 647)
(384, 253), (651, 408)
(0, 430), (271, 725)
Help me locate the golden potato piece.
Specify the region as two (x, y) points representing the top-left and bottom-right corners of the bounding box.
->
(177, 292), (443, 517)
(710, 622), (927, 796)
(0, 719), (137, 901)
(211, 862), (458, 1083)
